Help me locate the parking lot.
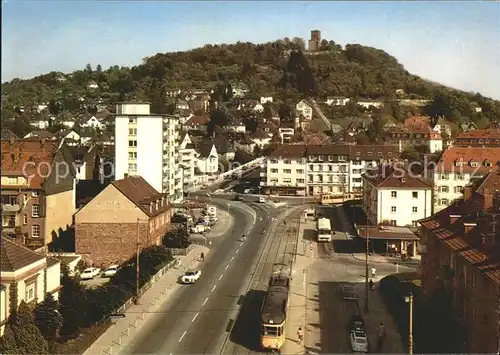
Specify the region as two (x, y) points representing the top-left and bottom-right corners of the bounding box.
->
(80, 272), (110, 288)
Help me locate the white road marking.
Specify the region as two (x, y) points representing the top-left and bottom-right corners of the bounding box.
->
(240, 242), (243, 246)
(236, 249), (239, 254)
(203, 297), (208, 306)
(192, 313), (199, 323)
(225, 264), (229, 270)
(178, 330), (187, 342)
(231, 256), (235, 261)
(219, 274), (223, 280)
(211, 285), (217, 292)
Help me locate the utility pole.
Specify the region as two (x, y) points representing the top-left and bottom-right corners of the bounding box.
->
(406, 293), (414, 354)
(135, 218), (141, 304)
(364, 224), (370, 313)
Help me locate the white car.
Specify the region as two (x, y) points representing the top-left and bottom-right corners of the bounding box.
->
(258, 196), (266, 203)
(80, 267), (101, 280)
(103, 265), (119, 277)
(180, 270), (201, 284)
(350, 329), (368, 353)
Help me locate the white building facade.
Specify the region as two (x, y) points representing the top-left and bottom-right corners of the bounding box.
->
(114, 103), (183, 202)
(362, 168), (433, 227)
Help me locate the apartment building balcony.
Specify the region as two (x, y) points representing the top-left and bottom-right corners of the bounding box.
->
(1, 203), (21, 213)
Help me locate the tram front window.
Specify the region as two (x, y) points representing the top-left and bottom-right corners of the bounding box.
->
(262, 325), (281, 336)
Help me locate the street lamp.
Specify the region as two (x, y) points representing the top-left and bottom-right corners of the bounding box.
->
(364, 224), (370, 313)
(405, 293), (414, 354)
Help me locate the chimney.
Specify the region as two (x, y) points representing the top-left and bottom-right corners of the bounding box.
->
(449, 214), (461, 224)
(124, 173), (129, 179)
(484, 189), (494, 210)
(149, 202), (153, 214)
(464, 223), (476, 234)
(463, 185), (473, 200)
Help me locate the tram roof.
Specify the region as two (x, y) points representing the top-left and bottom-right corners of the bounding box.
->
(261, 285), (288, 324)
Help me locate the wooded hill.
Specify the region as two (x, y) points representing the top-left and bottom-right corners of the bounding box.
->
(2, 37), (499, 124)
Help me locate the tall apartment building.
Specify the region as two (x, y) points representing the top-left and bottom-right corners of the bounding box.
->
(308, 30), (321, 52)
(433, 146), (500, 212)
(114, 102), (183, 202)
(260, 144), (400, 196)
(418, 172), (500, 353)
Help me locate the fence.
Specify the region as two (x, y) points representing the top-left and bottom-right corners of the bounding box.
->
(166, 244), (195, 256)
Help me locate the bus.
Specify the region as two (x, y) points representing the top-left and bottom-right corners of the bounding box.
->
(317, 217), (332, 242)
(319, 192), (362, 205)
(260, 275), (290, 351)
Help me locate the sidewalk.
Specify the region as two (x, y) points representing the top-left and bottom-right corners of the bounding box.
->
(83, 245), (209, 355)
(352, 253), (421, 265)
(282, 216), (315, 355)
(357, 286), (404, 353)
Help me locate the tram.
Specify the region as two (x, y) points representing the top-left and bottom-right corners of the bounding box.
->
(260, 274), (290, 352)
(319, 192), (363, 205)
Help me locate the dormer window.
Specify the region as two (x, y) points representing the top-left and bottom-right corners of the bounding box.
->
(318, 156), (323, 162)
(368, 152), (373, 156)
(470, 161), (479, 167)
(455, 160), (463, 167)
(328, 155), (333, 161)
(378, 152), (383, 156)
(356, 152), (361, 156)
(484, 161), (492, 167)
(388, 152), (392, 156)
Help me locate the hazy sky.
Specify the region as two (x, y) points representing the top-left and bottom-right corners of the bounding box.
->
(2, 1), (499, 99)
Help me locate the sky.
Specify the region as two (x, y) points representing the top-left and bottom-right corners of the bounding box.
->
(2, 1), (500, 99)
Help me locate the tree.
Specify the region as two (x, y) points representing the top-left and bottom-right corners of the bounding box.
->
(208, 109), (229, 136)
(59, 272), (88, 338)
(48, 99), (60, 115)
(85, 63), (92, 73)
(96, 64), (102, 72)
(35, 294), (63, 351)
(0, 301), (49, 354)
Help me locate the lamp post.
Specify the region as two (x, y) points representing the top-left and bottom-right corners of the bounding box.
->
(405, 293), (414, 354)
(364, 224), (370, 313)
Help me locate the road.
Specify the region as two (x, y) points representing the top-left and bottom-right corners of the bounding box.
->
(308, 98), (332, 130)
(120, 198), (289, 354)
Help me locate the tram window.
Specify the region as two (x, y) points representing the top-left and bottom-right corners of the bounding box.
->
(264, 326), (279, 336)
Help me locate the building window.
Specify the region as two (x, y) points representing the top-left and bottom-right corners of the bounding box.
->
(128, 152), (137, 159)
(338, 156), (346, 162)
(297, 179), (305, 184)
(456, 174), (464, 180)
(412, 206), (418, 213)
(32, 190), (39, 196)
(129, 117), (136, 123)
(283, 160), (291, 164)
(439, 186), (449, 193)
(412, 221), (418, 227)
(454, 186), (463, 193)
(391, 191), (397, 198)
(32, 204), (40, 217)
(32, 224), (40, 238)
(283, 169), (292, 174)
(23, 214), (28, 225)
(7, 177), (17, 184)
(296, 169), (304, 174)
(440, 198), (449, 206)
(25, 282), (36, 302)
(270, 169), (278, 173)
(128, 140), (137, 147)
(440, 174), (449, 180)
(390, 220), (397, 226)
(128, 163), (137, 172)
(128, 128), (137, 135)
(391, 206), (397, 213)
(412, 191), (418, 199)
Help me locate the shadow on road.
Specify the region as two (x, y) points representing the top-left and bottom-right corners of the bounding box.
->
(229, 289), (266, 351)
(303, 228), (317, 242)
(332, 239), (365, 254)
(318, 281), (362, 353)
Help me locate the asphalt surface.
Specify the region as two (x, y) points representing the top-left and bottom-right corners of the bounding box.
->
(120, 198), (286, 355)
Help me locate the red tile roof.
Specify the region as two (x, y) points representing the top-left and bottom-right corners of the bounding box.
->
(435, 146), (500, 174)
(455, 128), (500, 140)
(185, 115), (210, 126)
(268, 144), (306, 159)
(1, 139), (60, 189)
(363, 165), (432, 189)
(1, 237), (46, 272)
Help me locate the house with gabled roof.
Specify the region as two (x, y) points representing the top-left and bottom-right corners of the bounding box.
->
(1, 129), (19, 141)
(195, 143), (219, 179)
(74, 176), (172, 266)
(1, 236), (62, 335)
(183, 115), (210, 132)
(251, 129), (272, 148)
(23, 130), (56, 140)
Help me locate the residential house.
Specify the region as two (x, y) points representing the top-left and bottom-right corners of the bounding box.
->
(86, 81), (99, 89)
(398, 99), (430, 107)
(0, 237), (62, 336)
(81, 116), (105, 130)
(196, 143), (219, 180)
(178, 133), (198, 189)
(55, 129), (80, 142)
(385, 118), (443, 153)
(454, 128), (500, 147)
(231, 83), (249, 98)
(330, 124), (343, 134)
(251, 130), (272, 148)
(460, 121), (478, 133)
(326, 96), (350, 106)
(165, 88), (181, 98)
(29, 118), (50, 130)
(211, 137), (235, 162)
(176, 99), (190, 111)
(418, 174), (500, 353)
(183, 115), (210, 133)
(1, 129), (19, 141)
(263, 104), (280, 125)
(189, 95), (210, 112)
(75, 176), (171, 266)
(61, 117), (76, 129)
(114, 103), (182, 202)
(362, 165), (432, 228)
(226, 118), (246, 133)
(177, 109), (194, 125)
(1, 139), (76, 249)
(23, 130), (56, 141)
(357, 99), (383, 109)
(278, 123), (295, 143)
(432, 146), (500, 212)
(260, 96), (273, 104)
(296, 100), (313, 121)
(234, 134), (256, 154)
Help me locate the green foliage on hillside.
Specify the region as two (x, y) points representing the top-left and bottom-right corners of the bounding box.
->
(2, 37), (499, 124)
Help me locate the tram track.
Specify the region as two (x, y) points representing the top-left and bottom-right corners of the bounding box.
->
(222, 207), (302, 355)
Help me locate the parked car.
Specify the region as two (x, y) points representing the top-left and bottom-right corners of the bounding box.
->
(234, 194), (243, 201)
(103, 265), (119, 277)
(180, 270), (201, 284)
(341, 284), (358, 301)
(349, 314), (365, 331)
(80, 267), (101, 280)
(258, 196), (266, 203)
(350, 329), (368, 353)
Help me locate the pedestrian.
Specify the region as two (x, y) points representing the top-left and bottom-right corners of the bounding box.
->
(297, 327), (303, 345)
(377, 322), (386, 352)
(200, 252), (204, 262)
(371, 266), (376, 278)
(369, 279), (374, 290)
(208, 240), (212, 247)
